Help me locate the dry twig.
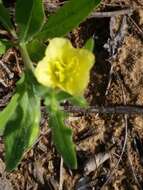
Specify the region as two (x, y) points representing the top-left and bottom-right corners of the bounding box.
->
(101, 72), (128, 189)
(90, 9), (133, 18)
(64, 105), (143, 115)
(59, 157), (64, 190)
(128, 16), (143, 36)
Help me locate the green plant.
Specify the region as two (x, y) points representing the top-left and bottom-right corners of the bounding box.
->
(0, 0), (101, 171)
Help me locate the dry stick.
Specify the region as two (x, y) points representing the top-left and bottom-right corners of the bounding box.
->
(0, 93), (12, 108)
(64, 105), (143, 115)
(101, 14), (129, 187)
(127, 141), (141, 189)
(105, 62), (114, 96)
(104, 17), (115, 96)
(0, 29), (10, 36)
(128, 16), (143, 36)
(1, 103), (143, 115)
(59, 157), (64, 190)
(101, 115), (128, 189)
(105, 15), (128, 95)
(0, 60), (14, 79)
(122, 88), (141, 188)
(90, 9), (133, 18)
(101, 73), (128, 189)
(0, 78), (7, 87)
(13, 50), (22, 75)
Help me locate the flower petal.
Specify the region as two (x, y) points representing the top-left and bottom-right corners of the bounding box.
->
(45, 38), (74, 59)
(35, 38), (95, 96)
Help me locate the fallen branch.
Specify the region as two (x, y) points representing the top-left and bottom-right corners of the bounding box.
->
(90, 9), (133, 18)
(63, 105), (143, 115)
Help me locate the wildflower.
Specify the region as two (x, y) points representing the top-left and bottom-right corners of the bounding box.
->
(35, 38), (95, 96)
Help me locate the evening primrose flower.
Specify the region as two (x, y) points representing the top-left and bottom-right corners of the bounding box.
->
(35, 38), (95, 96)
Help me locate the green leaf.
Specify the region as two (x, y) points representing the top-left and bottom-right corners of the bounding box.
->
(68, 96), (88, 108)
(33, 82), (51, 97)
(4, 88), (41, 171)
(27, 39), (46, 62)
(84, 37), (94, 52)
(37, 0), (101, 40)
(1, 39), (13, 50)
(0, 40), (6, 55)
(16, 0), (45, 42)
(55, 91), (88, 107)
(0, 0), (14, 33)
(56, 91), (72, 102)
(0, 93), (19, 135)
(49, 110), (77, 169)
(23, 70), (51, 97)
(0, 39), (14, 56)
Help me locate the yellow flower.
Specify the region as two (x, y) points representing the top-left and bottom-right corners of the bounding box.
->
(35, 38), (95, 96)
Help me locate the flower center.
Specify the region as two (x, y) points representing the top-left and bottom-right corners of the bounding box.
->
(51, 57), (79, 84)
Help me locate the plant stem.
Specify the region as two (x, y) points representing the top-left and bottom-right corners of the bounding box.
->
(50, 90), (58, 112)
(19, 43), (34, 72)
(10, 29), (18, 41)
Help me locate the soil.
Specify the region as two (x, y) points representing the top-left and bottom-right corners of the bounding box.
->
(0, 0), (143, 189)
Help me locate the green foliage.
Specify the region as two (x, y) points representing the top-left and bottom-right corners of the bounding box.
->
(16, 0), (45, 42)
(0, 0), (14, 33)
(56, 91), (88, 107)
(45, 96), (77, 169)
(56, 91), (72, 102)
(49, 111), (77, 169)
(0, 40), (6, 55)
(84, 37), (95, 52)
(37, 0), (101, 40)
(4, 76), (41, 171)
(1, 39), (13, 48)
(68, 96), (88, 108)
(27, 39), (46, 62)
(0, 94), (19, 135)
(0, 39), (13, 55)
(0, 0), (100, 171)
